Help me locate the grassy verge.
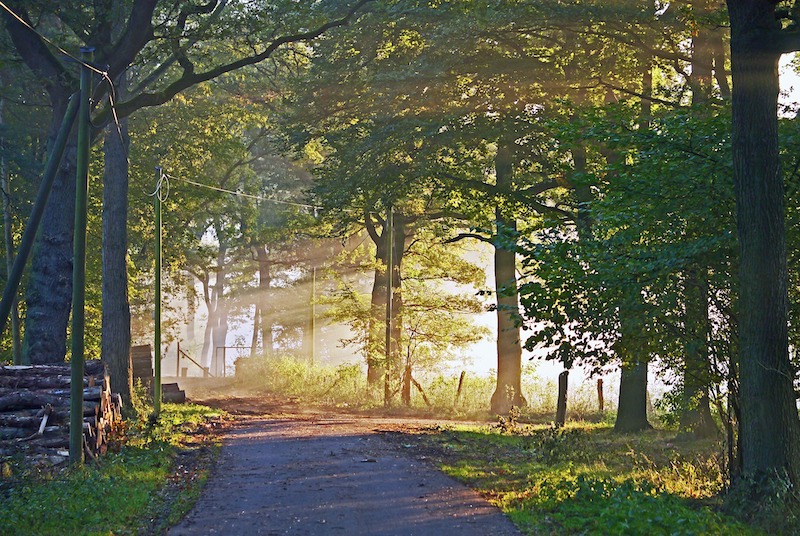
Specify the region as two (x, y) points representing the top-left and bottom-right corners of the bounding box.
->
(0, 403), (226, 535)
(386, 420), (759, 535)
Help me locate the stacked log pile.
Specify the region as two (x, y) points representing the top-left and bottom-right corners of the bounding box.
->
(0, 360), (122, 463)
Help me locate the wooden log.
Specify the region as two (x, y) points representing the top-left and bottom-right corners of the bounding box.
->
(0, 386), (102, 402)
(0, 410), (43, 428)
(0, 391), (67, 411)
(0, 361), (122, 462)
(0, 360), (105, 377)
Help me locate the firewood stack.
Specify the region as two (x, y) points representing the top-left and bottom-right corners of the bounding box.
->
(0, 360), (122, 464)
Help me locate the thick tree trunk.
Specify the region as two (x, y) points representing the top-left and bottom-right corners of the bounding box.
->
(727, 0), (800, 483)
(615, 359), (652, 433)
(367, 265), (387, 386)
(490, 141), (526, 415)
(366, 219), (388, 387)
(365, 212), (405, 393)
(101, 85), (132, 405)
(23, 96), (77, 365)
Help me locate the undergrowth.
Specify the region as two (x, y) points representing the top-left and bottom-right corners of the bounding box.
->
(0, 403), (225, 535)
(394, 422), (761, 535)
(234, 354), (616, 421)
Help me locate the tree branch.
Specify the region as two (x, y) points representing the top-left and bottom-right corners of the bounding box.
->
(100, 0), (374, 126)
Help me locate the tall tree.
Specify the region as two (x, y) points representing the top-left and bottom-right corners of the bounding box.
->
(1, 0), (372, 372)
(726, 0), (800, 483)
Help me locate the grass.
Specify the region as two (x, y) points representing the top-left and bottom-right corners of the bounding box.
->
(233, 355), (613, 421)
(387, 420), (760, 535)
(0, 403), (225, 536)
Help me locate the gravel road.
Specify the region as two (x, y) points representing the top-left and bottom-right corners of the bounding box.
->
(168, 414), (521, 535)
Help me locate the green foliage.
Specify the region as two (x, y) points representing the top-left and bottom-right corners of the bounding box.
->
(406, 423), (754, 535)
(236, 355), (374, 408)
(0, 404), (223, 535)
(522, 476), (745, 535)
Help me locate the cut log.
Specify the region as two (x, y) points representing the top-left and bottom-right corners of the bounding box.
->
(0, 361), (122, 464)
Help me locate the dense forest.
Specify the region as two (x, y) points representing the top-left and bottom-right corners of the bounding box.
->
(2, 0), (800, 520)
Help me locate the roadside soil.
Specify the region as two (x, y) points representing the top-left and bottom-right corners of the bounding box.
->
(167, 387), (520, 535)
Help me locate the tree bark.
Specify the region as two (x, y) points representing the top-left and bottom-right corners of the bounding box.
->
(727, 0), (800, 483)
(210, 238), (228, 374)
(388, 213), (404, 385)
(101, 76), (132, 405)
(675, 0), (718, 440)
(23, 111), (77, 365)
(255, 245), (274, 357)
(680, 268), (717, 438)
(615, 359), (652, 433)
(366, 215), (388, 386)
(490, 140), (526, 415)
(555, 369), (569, 427)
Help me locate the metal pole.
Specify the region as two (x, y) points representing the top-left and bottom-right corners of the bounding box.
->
(153, 167), (162, 415)
(384, 206), (393, 407)
(0, 93), (80, 338)
(310, 266), (316, 365)
(176, 341), (181, 377)
(70, 47), (93, 466)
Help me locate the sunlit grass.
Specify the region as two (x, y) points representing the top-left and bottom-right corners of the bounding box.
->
(233, 354), (616, 421)
(0, 403), (225, 535)
(393, 422), (756, 535)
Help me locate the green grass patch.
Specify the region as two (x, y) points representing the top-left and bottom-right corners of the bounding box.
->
(0, 403), (225, 535)
(396, 422), (758, 535)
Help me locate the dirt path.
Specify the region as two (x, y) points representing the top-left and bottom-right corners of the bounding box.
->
(168, 407), (520, 535)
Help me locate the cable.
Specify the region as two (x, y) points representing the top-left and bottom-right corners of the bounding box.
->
(164, 173), (320, 209)
(0, 1), (106, 77)
(147, 169), (170, 202)
(0, 1), (127, 157)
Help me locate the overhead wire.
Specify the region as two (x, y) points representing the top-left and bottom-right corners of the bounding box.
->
(147, 169), (170, 202)
(0, 1), (127, 157)
(163, 173), (320, 210)
(1, 1), (320, 214)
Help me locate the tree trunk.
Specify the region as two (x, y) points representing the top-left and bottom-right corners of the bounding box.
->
(367, 263), (387, 386)
(402, 363), (411, 407)
(675, 2), (718, 440)
(186, 273), (197, 347)
(255, 245), (273, 357)
(727, 0), (800, 483)
(388, 213), (404, 385)
(250, 303), (260, 357)
(555, 369), (569, 427)
(101, 74), (132, 405)
(615, 359), (652, 433)
(680, 268), (717, 438)
(23, 95), (77, 365)
(366, 218), (388, 387)
(210, 239), (228, 375)
(490, 141), (526, 415)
